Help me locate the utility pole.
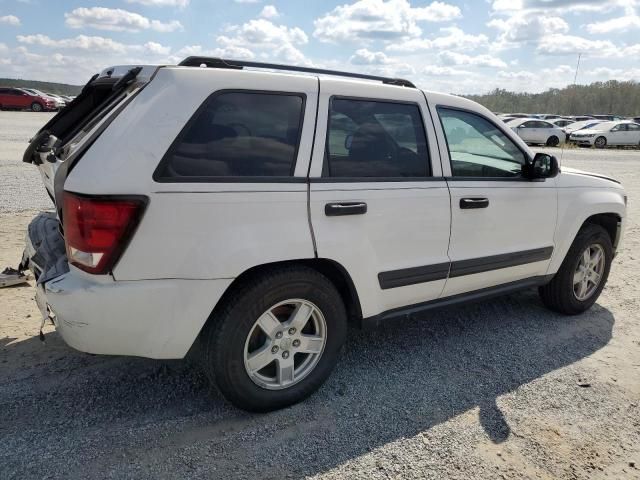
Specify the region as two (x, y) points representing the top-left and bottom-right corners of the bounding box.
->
(573, 53), (581, 85)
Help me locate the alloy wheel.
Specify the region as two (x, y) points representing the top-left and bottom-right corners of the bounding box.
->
(243, 299), (327, 390)
(573, 244), (605, 301)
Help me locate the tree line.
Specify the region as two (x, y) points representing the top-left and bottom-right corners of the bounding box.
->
(463, 80), (640, 116)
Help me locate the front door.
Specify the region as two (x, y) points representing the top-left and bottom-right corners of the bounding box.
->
(308, 79), (451, 318)
(432, 104), (557, 297)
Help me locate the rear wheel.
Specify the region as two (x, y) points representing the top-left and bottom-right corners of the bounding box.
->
(30, 102), (43, 112)
(539, 224), (612, 315)
(594, 136), (607, 149)
(546, 135), (560, 147)
(200, 266), (347, 411)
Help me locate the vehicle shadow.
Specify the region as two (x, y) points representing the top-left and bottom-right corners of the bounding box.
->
(0, 288), (614, 479)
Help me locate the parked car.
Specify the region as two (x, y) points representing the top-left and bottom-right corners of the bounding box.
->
(21, 88), (65, 110)
(538, 114), (563, 120)
(500, 113), (531, 119)
(549, 118), (575, 128)
(571, 116), (595, 122)
(0, 87), (58, 111)
(570, 121), (640, 148)
(46, 93), (68, 108)
(562, 120), (606, 142)
(506, 118), (565, 146)
(588, 114), (623, 121)
(21, 59), (626, 412)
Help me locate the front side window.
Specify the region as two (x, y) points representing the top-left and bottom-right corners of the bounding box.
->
(325, 98), (430, 178)
(157, 91), (304, 179)
(437, 107), (527, 178)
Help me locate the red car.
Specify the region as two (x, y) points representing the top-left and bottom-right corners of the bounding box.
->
(0, 87), (57, 112)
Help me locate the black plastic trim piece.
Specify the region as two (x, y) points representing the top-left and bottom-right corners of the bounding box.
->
(378, 262), (450, 289)
(362, 275), (554, 329)
(377, 246), (553, 290)
(449, 246), (553, 278)
(309, 176), (445, 183)
(177, 56), (416, 88)
(153, 89), (307, 183)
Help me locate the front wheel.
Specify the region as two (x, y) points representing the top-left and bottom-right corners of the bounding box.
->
(539, 224), (612, 315)
(200, 266), (347, 411)
(30, 102), (43, 112)
(594, 136), (607, 149)
(546, 135), (560, 147)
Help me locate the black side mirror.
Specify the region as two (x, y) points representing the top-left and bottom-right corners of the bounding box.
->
(524, 153), (559, 179)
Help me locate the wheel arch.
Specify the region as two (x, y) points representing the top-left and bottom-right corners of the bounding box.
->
(204, 258), (363, 330)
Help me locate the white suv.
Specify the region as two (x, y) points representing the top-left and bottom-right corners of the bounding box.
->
(22, 58), (627, 411)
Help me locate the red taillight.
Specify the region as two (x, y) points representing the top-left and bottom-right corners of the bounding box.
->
(63, 192), (147, 274)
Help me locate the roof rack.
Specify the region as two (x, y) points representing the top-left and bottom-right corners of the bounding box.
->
(177, 56), (416, 88)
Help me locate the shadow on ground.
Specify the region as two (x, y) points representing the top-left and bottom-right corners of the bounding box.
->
(0, 289), (614, 478)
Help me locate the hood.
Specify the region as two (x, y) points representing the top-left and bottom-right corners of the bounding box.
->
(571, 127), (606, 135)
(560, 166), (621, 185)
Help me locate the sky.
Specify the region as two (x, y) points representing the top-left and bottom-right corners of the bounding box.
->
(0, 0), (639, 94)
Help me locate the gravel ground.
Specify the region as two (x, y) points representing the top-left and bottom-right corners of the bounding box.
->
(1, 112), (640, 479)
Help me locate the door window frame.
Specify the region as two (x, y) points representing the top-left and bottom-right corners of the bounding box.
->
(435, 104), (534, 182)
(153, 89), (308, 183)
(318, 95), (437, 183)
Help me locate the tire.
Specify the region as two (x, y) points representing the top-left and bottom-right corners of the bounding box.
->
(31, 102), (43, 112)
(594, 136), (607, 149)
(539, 224), (613, 315)
(546, 135), (560, 147)
(200, 266), (348, 412)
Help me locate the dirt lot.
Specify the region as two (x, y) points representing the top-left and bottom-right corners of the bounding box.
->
(1, 111), (640, 479)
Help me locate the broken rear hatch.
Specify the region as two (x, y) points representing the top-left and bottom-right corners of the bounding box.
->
(22, 65), (159, 221)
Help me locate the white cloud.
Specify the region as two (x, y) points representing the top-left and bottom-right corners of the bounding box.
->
(65, 7), (183, 33)
(586, 15), (640, 34)
(234, 0), (262, 3)
(260, 5), (280, 19)
(491, 0), (620, 14)
(0, 14), (21, 26)
(387, 26), (488, 52)
(439, 51), (507, 68)
(313, 0), (461, 43)
(125, 0), (189, 6)
(213, 18), (310, 64)
(423, 65), (472, 76)
(536, 34), (617, 56)
(16, 34), (172, 57)
(350, 48), (389, 64)
(497, 70), (534, 81)
(487, 14), (568, 47)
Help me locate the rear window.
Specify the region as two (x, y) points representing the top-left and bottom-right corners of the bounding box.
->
(155, 91), (305, 180)
(324, 98), (429, 178)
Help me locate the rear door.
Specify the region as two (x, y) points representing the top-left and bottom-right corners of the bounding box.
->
(308, 79), (451, 319)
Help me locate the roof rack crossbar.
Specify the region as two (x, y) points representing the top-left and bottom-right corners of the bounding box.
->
(178, 56), (416, 88)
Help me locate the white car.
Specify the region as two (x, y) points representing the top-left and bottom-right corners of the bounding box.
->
(507, 118), (565, 146)
(570, 121), (640, 148)
(562, 120), (606, 141)
(20, 59), (626, 411)
(549, 118), (575, 128)
(22, 88), (65, 109)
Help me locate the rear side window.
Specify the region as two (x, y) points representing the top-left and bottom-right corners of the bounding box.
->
(156, 91), (305, 180)
(325, 98), (430, 178)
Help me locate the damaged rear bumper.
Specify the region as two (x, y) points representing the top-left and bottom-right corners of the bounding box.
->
(25, 212), (232, 359)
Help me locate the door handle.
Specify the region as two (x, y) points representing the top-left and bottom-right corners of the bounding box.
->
(325, 202), (367, 216)
(460, 197), (489, 209)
